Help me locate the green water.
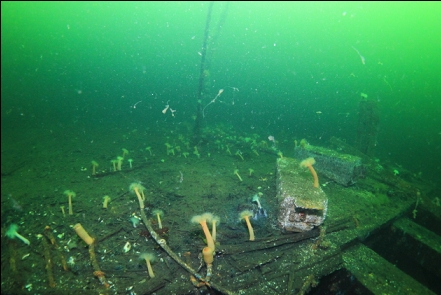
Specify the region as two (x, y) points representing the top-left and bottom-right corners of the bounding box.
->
(2, 1), (440, 181)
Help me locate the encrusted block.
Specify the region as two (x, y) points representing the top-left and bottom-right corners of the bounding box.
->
(294, 145), (364, 186)
(277, 157), (328, 232)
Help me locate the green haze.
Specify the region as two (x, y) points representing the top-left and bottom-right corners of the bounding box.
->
(2, 1), (440, 181)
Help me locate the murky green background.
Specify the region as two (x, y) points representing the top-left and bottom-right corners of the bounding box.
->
(2, 1), (440, 181)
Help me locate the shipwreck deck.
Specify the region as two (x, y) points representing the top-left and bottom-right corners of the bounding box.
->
(2, 138), (440, 295)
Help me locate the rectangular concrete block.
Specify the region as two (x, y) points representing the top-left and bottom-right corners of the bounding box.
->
(276, 157), (328, 232)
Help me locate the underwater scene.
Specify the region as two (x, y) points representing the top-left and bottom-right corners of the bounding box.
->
(1, 2), (440, 295)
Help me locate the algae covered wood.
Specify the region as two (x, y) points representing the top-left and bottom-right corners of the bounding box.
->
(276, 157), (328, 232)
